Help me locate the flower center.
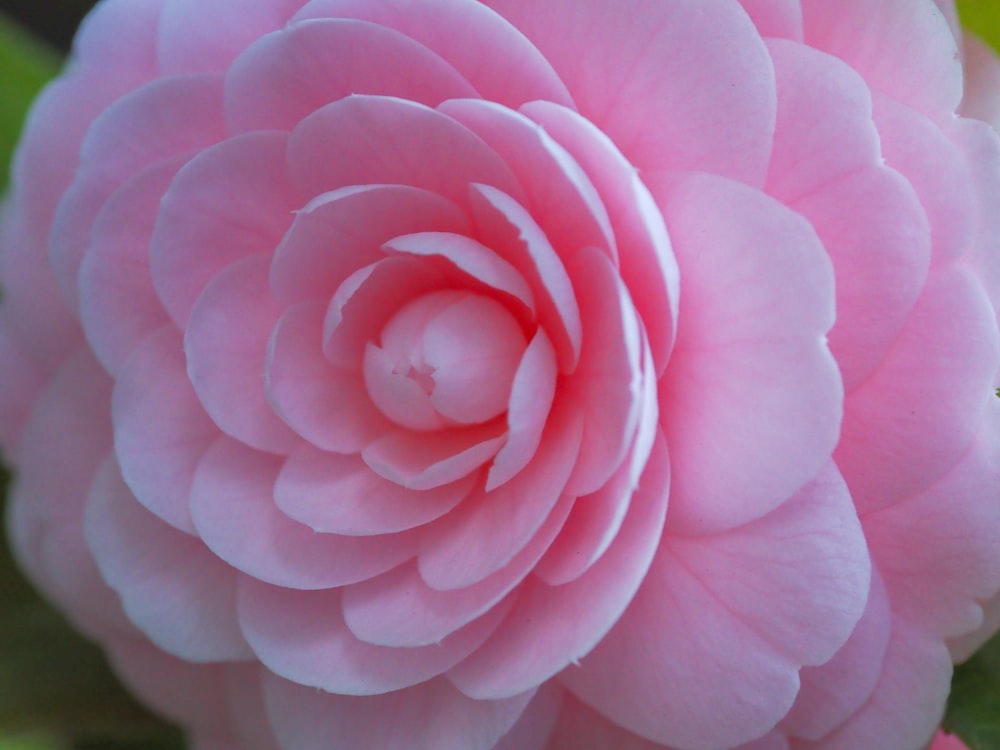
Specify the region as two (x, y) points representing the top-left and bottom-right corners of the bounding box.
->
(363, 290), (528, 431)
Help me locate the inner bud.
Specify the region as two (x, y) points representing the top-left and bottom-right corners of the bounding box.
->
(363, 290), (528, 431)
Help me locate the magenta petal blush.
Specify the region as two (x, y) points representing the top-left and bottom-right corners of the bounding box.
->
(3, 1), (1000, 749)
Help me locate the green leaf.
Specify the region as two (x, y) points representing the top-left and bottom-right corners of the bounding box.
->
(958, 0), (1000, 55)
(0, 13), (60, 191)
(944, 629), (1000, 750)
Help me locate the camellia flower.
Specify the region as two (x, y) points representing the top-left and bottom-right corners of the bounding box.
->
(3, 0), (1000, 749)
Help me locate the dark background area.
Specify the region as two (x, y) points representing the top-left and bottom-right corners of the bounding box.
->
(0, 0), (98, 51)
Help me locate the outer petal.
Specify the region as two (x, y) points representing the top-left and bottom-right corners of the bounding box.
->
(84, 457), (251, 662)
(151, 131), (299, 328)
(262, 673), (533, 750)
(224, 18), (477, 133)
(482, 0), (776, 186)
(862, 399), (1000, 640)
(836, 267), (1000, 512)
(800, 0), (962, 121)
(561, 465), (869, 750)
(793, 618), (952, 750)
(78, 158), (177, 375)
(112, 326), (218, 535)
(653, 173), (841, 533)
(157, 0), (304, 74)
(292, 0), (575, 108)
(50, 73), (227, 312)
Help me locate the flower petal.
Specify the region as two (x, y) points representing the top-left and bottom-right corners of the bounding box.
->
(275, 443), (475, 536)
(84, 457), (251, 662)
(151, 131), (299, 328)
(185, 253), (299, 453)
(224, 18), (477, 133)
(262, 673), (533, 750)
(190, 437), (418, 589)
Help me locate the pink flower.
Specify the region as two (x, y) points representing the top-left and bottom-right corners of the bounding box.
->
(3, 1), (1000, 749)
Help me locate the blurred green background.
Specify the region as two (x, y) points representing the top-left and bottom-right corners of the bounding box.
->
(0, 1), (999, 749)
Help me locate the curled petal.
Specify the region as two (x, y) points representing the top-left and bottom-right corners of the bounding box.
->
(270, 184), (469, 307)
(275, 443), (475, 536)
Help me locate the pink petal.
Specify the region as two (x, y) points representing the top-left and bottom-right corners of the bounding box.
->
(447, 430), (668, 699)
(961, 34), (1000, 126)
(190, 437), (418, 589)
(862, 399), (1000, 640)
(535, 344), (659, 585)
(417, 403), (583, 590)
(952, 117), (1000, 324)
(275, 443), (475, 535)
(266, 300), (390, 452)
(950, 588), (1000, 663)
(562, 246), (646, 497)
(738, 0), (803, 39)
(487, 328), (558, 490)
(262, 673), (533, 750)
(521, 101), (679, 375)
(422, 293), (528, 424)
(545, 694), (672, 750)
(794, 617), (952, 750)
(112, 326), (218, 535)
(561, 465), (869, 749)
(653, 173), (842, 534)
(0, 204), (80, 375)
(482, 0), (776, 186)
(384, 232), (535, 316)
(6, 349), (130, 639)
(801, 0), (962, 121)
(322, 256), (447, 368)
(787, 167), (930, 391)
(71, 0), (164, 70)
(84, 458), (251, 662)
(151, 131), (299, 328)
(342, 493), (575, 647)
(470, 184), (582, 373)
(222, 664), (284, 750)
(79, 158), (178, 376)
(50, 73), (227, 312)
(287, 94), (522, 209)
(224, 18), (477, 134)
(767, 41), (930, 391)
(362, 421), (507, 491)
(764, 39), (880, 205)
(157, 0), (303, 74)
(494, 684), (564, 750)
(238, 580), (511, 694)
(440, 99), (616, 265)
(873, 92), (974, 266)
(270, 184), (469, 307)
(837, 267), (1000, 513)
(780, 570), (892, 742)
(0, 320), (44, 455)
(185, 253), (299, 453)
(293, 0), (574, 108)
(105, 637), (235, 738)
